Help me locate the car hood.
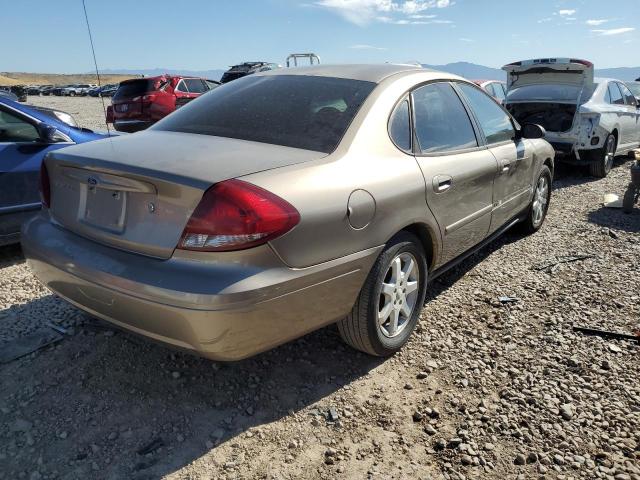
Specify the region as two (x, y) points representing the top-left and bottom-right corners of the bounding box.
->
(49, 130), (328, 189)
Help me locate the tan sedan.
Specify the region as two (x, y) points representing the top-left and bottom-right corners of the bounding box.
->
(22, 64), (554, 360)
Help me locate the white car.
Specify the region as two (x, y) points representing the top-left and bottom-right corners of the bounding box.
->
(61, 84), (96, 96)
(503, 58), (640, 177)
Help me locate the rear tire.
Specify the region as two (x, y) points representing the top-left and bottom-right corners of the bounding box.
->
(519, 165), (552, 234)
(338, 232), (428, 357)
(623, 186), (636, 214)
(588, 134), (616, 178)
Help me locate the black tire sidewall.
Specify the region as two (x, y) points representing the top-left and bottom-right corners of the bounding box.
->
(364, 234), (428, 355)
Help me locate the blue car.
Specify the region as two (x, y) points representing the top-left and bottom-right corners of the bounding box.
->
(0, 97), (111, 246)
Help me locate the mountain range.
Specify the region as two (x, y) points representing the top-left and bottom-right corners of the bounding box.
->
(99, 62), (640, 82)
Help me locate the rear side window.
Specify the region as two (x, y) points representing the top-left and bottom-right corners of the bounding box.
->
(154, 75), (376, 153)
(389, 99), (411, 152)
(411, 82), (478, 153)
(491, 83), (506, 102)
(458, 83), (514, 144)
(113, 80), (152, 100)
(608, 83), (625, 105)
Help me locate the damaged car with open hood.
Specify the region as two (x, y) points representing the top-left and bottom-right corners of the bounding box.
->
(503, 58), (640, 177)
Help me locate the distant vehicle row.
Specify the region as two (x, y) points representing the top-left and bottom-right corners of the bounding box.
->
(24, 84), (118, 97)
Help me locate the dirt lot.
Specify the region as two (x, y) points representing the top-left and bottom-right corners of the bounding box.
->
(1, 97), (639, 480)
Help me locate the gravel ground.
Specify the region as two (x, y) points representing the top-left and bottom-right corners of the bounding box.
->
(1, 97), (639, 480)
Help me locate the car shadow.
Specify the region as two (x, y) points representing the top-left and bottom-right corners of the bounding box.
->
(587, 204), (640, 233)
(0, 294), (386, 479)
(426, 229), (522, 300)
(551, 155), (629, 191)
(0, 244), (24, 268)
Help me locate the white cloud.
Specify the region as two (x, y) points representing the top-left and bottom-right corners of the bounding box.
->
(586, 19), (609, 26)
(558, 9), (576, 15)
(591, 27), (635, 36)
(459, 37), (474, 42)
(315, 0), (452, 26)
(349, 44), (388, 50)
(537, 17), (552, 23)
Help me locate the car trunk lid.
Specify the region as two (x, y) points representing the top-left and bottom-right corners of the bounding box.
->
(502, 58), (594, 90)
(45, 131), (327, 259)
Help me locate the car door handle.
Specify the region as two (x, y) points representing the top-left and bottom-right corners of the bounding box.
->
(499, 159), (512, 174)
(433, 175), (452, 193)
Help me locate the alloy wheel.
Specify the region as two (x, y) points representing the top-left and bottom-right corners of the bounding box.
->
(378, 252), (420, 338)
(604, 135), (616, 172)
(532, 174), (549, 227)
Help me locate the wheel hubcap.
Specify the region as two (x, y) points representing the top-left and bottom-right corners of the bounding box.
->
(378, 252), (420, 338)
(532, 175), (549, 227)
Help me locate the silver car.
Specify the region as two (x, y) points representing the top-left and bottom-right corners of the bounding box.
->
(503, 58), (640, 177)
(22, 64), (554, 361)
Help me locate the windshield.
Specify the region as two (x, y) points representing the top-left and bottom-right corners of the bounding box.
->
(507, 84), (581, 102)
(113, 80), (153, 100)
(153, 75), (376, 153)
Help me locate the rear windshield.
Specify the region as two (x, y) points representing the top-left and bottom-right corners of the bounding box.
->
(507, 84), (581, 102)
(113, 80), (153, 100)
(220, 71), (249, 83)
(153, 75), (376, 153)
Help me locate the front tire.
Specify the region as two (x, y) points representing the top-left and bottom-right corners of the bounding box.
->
(338, 232), (428, 356)
(589, 134), (616, 178)
(520, 165), (552, 234)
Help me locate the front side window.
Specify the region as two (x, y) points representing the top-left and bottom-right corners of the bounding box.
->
(154, 75), (376, 153)
(185, 79), (207, 94)
(608, 83), (625, 105)
(458, 82), (515, 144)
(618, 83), (637, 106)
(411, 82), (478, 154)
(388, 99), (411, 152)
(0, 109), (39, 143)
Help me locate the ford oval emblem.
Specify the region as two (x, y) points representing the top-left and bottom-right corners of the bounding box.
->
(87, 177), (98, 186)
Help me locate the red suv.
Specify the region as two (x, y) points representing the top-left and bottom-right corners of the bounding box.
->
(106, 75), (220, 132)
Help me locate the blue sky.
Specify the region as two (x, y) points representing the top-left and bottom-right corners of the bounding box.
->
(1, 0), (638, 72)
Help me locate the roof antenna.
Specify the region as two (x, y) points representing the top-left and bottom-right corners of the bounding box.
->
(81, 0), (110, 135)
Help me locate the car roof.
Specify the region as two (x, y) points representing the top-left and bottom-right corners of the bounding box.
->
(258, 63), (438, 83)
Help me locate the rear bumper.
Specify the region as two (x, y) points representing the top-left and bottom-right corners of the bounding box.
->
(113, 120), (153, 133)
(21, 213), (380, 361)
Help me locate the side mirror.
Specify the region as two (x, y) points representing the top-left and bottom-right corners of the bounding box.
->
(37, 123), (58, 143)
(521, 123), (546, 139)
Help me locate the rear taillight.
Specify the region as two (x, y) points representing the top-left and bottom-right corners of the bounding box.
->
(39, 161), (51, 208)
(178, 179), (300, 252)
